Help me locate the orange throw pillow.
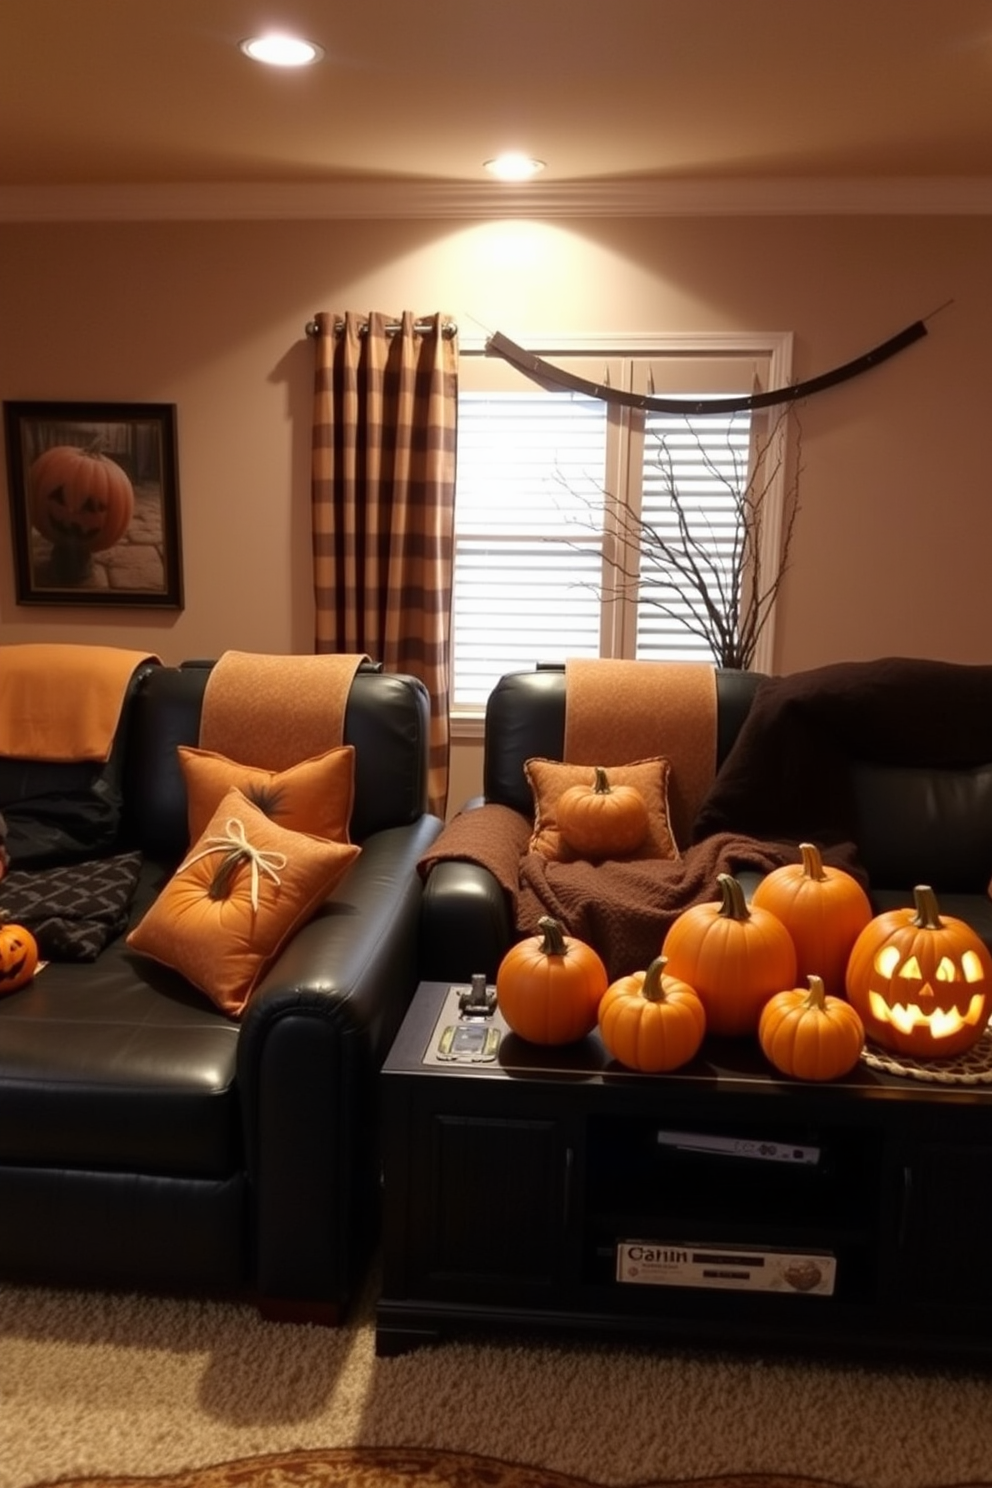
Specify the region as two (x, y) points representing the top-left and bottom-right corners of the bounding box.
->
(524, 756), (680, 863)
(178, 744), (355, 846)
(127, 786), (360, 1017)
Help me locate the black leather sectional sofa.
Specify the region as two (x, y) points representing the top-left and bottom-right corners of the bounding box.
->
(0, 658), (442, 1323)
(421, 660), (992, 983)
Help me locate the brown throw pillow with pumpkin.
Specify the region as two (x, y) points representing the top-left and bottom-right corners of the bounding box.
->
(524, 756), (680, 863)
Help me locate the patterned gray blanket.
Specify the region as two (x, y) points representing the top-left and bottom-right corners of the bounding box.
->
(0, 851), (143, 961)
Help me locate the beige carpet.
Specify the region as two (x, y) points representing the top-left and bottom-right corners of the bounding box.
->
(2, 1263), (992, 1488)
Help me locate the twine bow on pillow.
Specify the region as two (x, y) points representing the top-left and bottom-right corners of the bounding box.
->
(180, 816), (287, 911)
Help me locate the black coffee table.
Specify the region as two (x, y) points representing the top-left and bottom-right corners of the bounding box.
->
(376, 979), (992, 1360)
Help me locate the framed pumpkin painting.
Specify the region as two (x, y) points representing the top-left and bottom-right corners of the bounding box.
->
(2, 400), (183, 608)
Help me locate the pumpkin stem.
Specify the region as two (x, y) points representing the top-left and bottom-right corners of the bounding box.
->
(82, 434), (106, 458)
(716, 873), (751, 922)
(804, 974), (827, 1009)
(537, 915), (570, 958)
(592, 766), (612, 795)
(642, 956), (669, 1003)
(911, 884), (943, 930)
(208, 847), (246, 901)
(799, 842), (827, 882)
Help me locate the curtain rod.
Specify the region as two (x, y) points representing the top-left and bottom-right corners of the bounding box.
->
(305, 317), (457, 338)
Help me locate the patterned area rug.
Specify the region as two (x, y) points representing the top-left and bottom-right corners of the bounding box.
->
(34, 1447), (898, 1488)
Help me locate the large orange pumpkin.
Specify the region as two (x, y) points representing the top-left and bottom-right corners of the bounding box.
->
(0, 922), (39, 995)
(496, 915), (608, 1045)
(557, 767), (650, 860)
(29, 441), (134, 554)
(598, 955), (706, 1072)
(759, 974), (865, 1081)
(845, 884), (992, 1060)
(662, 873), (797, 1036)
(751, 841), (873, 997)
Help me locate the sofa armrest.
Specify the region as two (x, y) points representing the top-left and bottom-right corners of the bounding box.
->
(419, 857), (515, 984)
(235, 812), (443, 1318)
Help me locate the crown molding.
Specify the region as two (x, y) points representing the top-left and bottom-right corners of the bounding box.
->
(3, 176), (992, 222)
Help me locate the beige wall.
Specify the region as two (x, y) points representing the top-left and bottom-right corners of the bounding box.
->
(2, 213), (990, 810)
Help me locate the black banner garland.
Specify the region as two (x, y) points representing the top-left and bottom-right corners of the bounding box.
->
(485, 309), (944, 416)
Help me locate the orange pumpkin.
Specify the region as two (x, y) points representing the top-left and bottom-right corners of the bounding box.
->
(557, 767), (650, 860)
(598, 955), (706, 1072)
(496, 915), (608, 1045)
(662, 873), (797, 1036)
(0, 922), (39, 995)
(845, 884), (992, 1060)
(751, 841), (873, 996)
(759, 974), (865, 1081)
(30, 441), (134, 554)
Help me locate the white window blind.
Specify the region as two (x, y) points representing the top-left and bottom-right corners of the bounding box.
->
(453, 390), (609, 707)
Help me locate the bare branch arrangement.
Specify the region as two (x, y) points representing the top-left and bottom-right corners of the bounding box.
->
(564, 402), (803, 671)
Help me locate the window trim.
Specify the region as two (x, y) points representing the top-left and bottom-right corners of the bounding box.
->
(452, 330), (794, 729)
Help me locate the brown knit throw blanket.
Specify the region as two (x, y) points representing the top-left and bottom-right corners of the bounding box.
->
(418, 804), (812, 980)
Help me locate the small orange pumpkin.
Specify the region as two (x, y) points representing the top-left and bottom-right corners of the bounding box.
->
(0, 922), (39, 995)
(751, 842), (873, 997)
(759, 974), (865, 1081)
(556, 766), (650, 860)
(662, 873), (797, 1037)
(598, 955), (706, 1072)
(496, 915), (608, 1045)
(845, 885), (992, 1060)
(29, 440), (135, 554)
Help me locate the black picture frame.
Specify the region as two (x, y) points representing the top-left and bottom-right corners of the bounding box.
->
(3, 400), (183, 608)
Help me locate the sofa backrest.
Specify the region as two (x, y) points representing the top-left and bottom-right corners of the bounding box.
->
(123, 661), (431, 862)
(851, 759), (992, 893)
(478, 663), (992, 897)
(482, 664), (764, 819)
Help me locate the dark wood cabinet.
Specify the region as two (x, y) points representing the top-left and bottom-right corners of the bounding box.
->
(376, 982), (992, 1360)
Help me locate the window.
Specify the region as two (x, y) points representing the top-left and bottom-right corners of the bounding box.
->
(452, 334), (793, 713)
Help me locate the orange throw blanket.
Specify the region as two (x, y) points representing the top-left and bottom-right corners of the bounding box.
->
(198, 651), (369, 770)
(564, 658), (716, 849)
(0, 644), (160, 762)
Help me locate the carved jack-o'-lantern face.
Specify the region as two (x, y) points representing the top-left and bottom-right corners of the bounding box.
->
(845, 886), (992, 1060)
(0, 923), (39, 995)
(29, 442), (134, 554)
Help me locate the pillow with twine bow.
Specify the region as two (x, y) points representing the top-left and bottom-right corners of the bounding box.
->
(127, 786), (359, 1017)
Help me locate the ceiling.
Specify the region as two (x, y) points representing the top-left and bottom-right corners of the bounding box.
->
(4, 0), (992, 218)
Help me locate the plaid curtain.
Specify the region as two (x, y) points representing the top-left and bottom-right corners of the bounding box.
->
(311, 309), (458, 817)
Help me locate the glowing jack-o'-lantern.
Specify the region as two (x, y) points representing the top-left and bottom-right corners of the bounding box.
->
(845, 885), (992, 1060)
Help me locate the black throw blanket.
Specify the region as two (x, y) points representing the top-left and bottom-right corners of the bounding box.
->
(692, 656), (992, 849)
(0, 851), (143, 961)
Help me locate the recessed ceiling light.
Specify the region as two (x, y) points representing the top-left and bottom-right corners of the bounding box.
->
(239, 34), (324, 67)
(484, 153), (546, 182)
